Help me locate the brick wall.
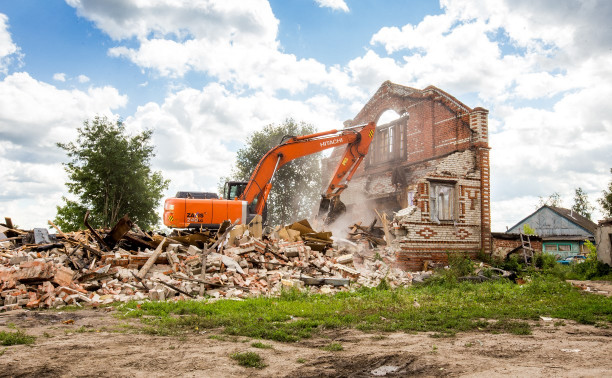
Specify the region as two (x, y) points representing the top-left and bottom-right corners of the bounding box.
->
(332, 81), (491, 271)
(491, 234), (542, 260)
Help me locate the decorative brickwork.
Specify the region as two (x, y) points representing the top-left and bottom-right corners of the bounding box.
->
(330, 81), (491, 271)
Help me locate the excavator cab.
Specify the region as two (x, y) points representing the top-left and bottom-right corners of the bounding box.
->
(223, 181), (247, 200)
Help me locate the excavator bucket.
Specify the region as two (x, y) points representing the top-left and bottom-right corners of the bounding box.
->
(318, 196), (346, 225)
(317, 197), (331, 218)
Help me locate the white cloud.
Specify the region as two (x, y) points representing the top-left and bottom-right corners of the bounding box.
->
(53, 72), (66, 82)
(68, 0), (358, 96)
(0, 13), (20, 74)
(77, 74), (90, 83)
(314, 0), (349, 12)
(0, 72), (127, 228)
(124, 83), (345, 198)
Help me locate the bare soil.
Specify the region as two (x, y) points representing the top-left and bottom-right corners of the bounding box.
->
(0, 308), (610, 377)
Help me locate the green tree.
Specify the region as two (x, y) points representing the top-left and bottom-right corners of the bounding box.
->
(522, 223), (537, 235)
(536, 192), (562, 209)
(572, 187), (595, 220)
(599, 168), (612, 218)
(229, 119), (322, 226)
(55, 116), (169, 231)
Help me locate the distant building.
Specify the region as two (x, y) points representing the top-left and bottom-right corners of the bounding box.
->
(595, 218), (612, 266)
(507, 205), (596, 258)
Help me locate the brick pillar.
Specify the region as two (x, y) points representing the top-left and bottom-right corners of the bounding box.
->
(479, 148), (491, 252)
(471, 107), (489, 146)
(470, 108), (491, 253)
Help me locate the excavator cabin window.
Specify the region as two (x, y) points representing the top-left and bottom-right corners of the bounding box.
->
(223, 181), (247, 200)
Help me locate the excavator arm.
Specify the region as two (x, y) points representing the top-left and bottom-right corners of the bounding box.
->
(239, 122), (376, 222)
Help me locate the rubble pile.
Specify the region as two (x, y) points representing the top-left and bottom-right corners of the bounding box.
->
(0, 216), (413, 311)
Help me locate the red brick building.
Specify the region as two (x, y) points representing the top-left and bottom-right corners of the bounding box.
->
(331, 81), (491, 271)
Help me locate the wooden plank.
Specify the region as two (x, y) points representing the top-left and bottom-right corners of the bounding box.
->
(137, 237), (166, 279)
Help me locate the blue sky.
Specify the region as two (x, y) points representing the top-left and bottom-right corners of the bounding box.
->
(0, 0), (610, 230)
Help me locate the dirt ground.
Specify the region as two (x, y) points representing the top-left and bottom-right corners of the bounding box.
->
(1, 304), (610, 378)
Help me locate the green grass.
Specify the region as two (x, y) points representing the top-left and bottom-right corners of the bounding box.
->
(231, 351), (266, 368)
(117, 274), (612, 342)
(321, 342), (343, 351)
(0, 330), (36, 346)
(251, 341), (273, 349)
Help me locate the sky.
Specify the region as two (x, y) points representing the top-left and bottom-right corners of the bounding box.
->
(0, 0), (610, 232)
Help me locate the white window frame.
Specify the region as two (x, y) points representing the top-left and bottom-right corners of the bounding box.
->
(430, 182), (455, 222)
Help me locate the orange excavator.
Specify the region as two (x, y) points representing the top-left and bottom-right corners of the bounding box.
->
(163, 122), (376, 229)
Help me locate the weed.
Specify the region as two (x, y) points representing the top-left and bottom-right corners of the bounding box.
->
(75, 326), (94, 333)
(430, 331), (456, 338)
(554, 321), (565, 327)
(370, 334), (387, 340)
(251, 341), (273, 349)
(464, 342), (474, 348)
(296, 358), (306, 363)
(321, 342), (343, 351)
(6, 323), (16, 330)
(490, 320), (531, 335)
(376, 278), (391, 291)
(231, 351), (266, 369)
(0, 330), (36, 346)
(476, 249), (492, 264)
(42, 332), (53, 338)
(169, 345), (175, 350)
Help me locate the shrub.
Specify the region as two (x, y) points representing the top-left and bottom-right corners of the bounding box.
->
(496, 254), (524, 272)
(535, 253), (557, 270)
(447, 253), (475, 277)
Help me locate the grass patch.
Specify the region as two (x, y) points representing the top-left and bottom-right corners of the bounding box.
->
(321, 342), (343, 351)
(251, 341), (273, 349)
(117, 274), (612, 342)
(75, 326), (95, 333)
(231, 351), (266, 368)
(296, 358), (306, 363)
(0, 330), (36, 346)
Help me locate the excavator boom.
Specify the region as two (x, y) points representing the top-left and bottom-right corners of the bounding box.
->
(163, 122), (376, 228)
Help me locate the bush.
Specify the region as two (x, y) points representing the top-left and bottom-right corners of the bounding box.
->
(535, 253), (557, 270)
(448, 253), (475, 277)
(428, 253), (475, 285)
(495, 254), (525, 272)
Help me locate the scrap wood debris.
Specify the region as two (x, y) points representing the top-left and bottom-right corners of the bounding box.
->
(0, 215), (416, 311)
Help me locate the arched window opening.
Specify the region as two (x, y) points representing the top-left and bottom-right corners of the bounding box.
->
(368, 110), (408, 166)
